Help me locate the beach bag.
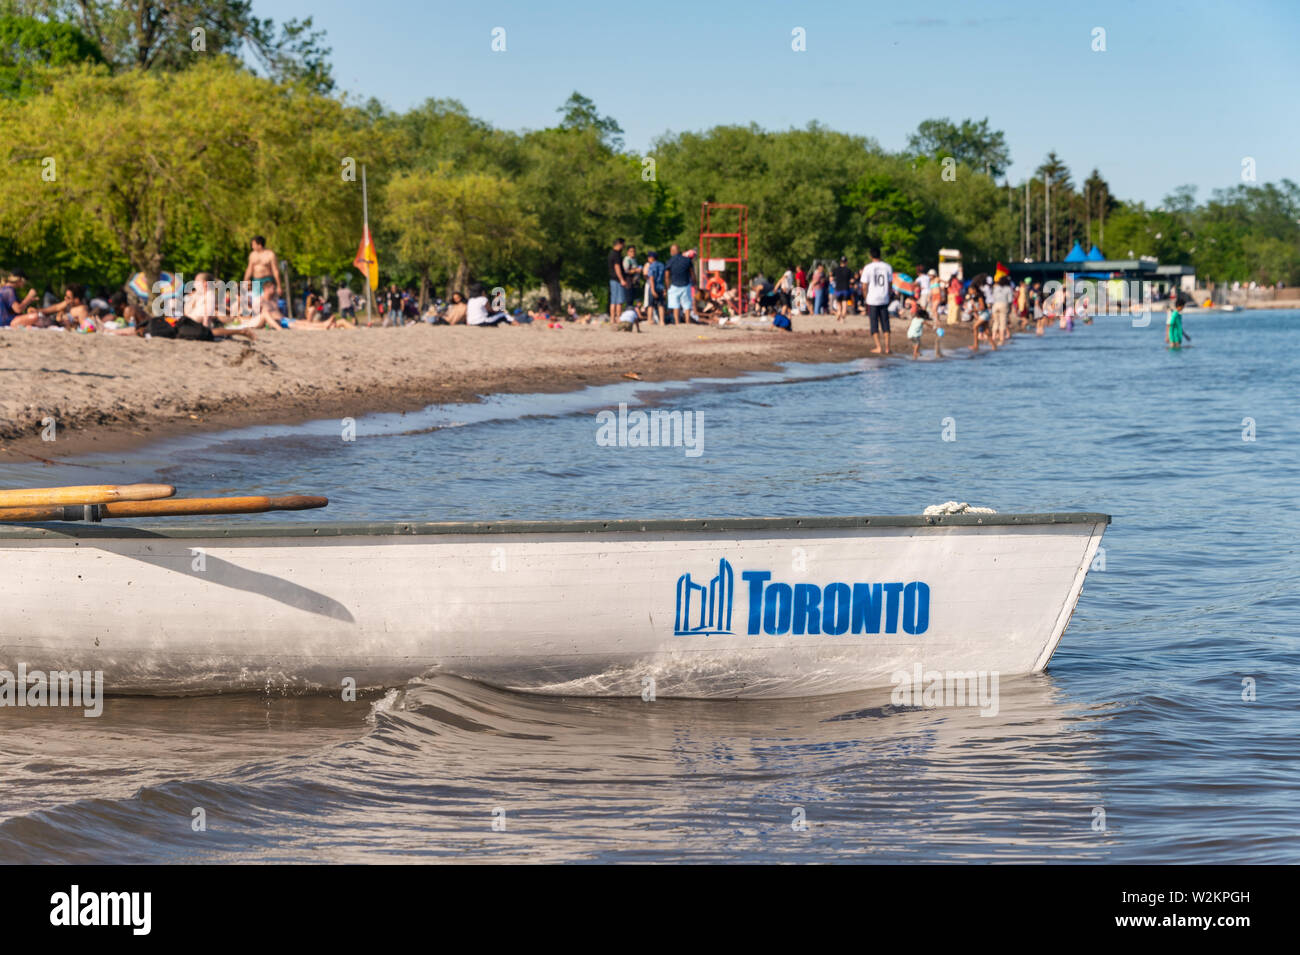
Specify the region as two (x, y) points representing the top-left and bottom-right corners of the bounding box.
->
(143, 316), (177, 338)
(773, 313), (792, 331)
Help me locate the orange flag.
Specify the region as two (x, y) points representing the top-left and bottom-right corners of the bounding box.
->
(993, 261), (1009, 282)
(353, 224), (378, 291)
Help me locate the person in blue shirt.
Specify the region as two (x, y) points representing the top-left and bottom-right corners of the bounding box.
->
(644, 251), (667, 325)
(665, 244), (696, 325)
(0, 269), (38, 327)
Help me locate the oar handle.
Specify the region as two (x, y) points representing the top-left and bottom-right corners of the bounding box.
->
(267, 496), (330, 511)
(0, 483), (175, 507)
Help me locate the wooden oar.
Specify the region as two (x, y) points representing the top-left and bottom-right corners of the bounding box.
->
(0, 483), (175, 508)
(0, 495), (327, 522)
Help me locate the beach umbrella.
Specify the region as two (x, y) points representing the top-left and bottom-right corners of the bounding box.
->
(127, 271), (178, 300)
(892, 273), (917, 297)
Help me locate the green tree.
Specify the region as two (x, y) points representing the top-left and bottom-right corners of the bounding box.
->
(652, 123), (888, 277)
(0, 13), (103, 96)
(1191, 181), (1300, 285)
(907, 118), (1011, 178)
(14, 0), (332, 89)
(1033, 151), (1076, 259)
(385, 163), (537, 306)
(0, 59), (369, 291)
(842, 170), (926, 266)
(556, 91), (623, 151)
(1081, 168), (1118, 250)
(517, 124), (642, 310)
(387, 97), (522, 176)
(1101, 202), (1191, 265)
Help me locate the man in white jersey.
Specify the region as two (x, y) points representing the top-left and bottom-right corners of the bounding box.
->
(861, 247), (894, 354)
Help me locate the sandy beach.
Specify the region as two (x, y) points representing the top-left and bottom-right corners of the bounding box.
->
(0, 315), (982, 461)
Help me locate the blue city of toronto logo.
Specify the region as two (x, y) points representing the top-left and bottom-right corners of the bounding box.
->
(674, 558), (735, 635)
(674, 558), (930, 636)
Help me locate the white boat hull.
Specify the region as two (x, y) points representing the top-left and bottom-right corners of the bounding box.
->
(0, 514), (1107, 699)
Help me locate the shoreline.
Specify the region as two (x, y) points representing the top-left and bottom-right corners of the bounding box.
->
(1, 316), (986, 463)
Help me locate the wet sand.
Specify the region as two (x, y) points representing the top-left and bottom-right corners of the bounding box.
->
(0, 315), (985, 461)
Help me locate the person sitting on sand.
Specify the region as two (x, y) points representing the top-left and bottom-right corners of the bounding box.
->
(9, 303), (44, 327)
(229, 289), (286, 330)
(106, 291), (147, 330)
(466, 284), (511, 326)
(185, 273), (223, 328)
(10, 283), (86, 328)
(0, 269), (38, 326)
(444, 291), (468, 325)
(287, 315), (347, 330)
(60, 284), (93, 328)
(93, 294), (139, 335)
(531, 297), (552, 324)
(171, 277), (250, 340)
(530, 297), (564, 328)
(774, 268), (794, 311)
(750, 273), (777, 315)
(285, 290), (348, 330)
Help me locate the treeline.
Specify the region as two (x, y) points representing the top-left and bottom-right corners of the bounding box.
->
(1, 3), (1297, 308)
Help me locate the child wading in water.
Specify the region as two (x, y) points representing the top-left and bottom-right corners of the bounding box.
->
(905, 298), (930, 359)
(1166, 299), (1184, 349)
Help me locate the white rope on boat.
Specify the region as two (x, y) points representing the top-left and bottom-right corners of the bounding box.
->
(923, 501), (997, 515)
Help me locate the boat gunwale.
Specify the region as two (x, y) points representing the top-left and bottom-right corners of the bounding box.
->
(0, 512), (1111, 540)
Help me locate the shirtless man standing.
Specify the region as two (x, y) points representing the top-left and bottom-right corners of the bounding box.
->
(242, 236), (281, 315)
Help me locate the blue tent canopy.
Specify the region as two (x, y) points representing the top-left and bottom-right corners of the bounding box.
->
(1064, 241), (1087, 263)
(1086, 245), (1104, 261)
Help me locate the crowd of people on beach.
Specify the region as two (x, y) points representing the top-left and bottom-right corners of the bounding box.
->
(0, 237), (349, 341)
(1, 234), (1188, 351)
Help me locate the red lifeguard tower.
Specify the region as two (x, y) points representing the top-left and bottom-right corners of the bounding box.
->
(698, 202), (749, 313)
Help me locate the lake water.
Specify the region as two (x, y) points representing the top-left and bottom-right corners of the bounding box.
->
(1, 310), (1296, 863)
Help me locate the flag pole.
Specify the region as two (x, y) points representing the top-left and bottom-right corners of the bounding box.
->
(362, 164), (374, 326)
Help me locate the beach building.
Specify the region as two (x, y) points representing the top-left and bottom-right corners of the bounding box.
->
(1008, 243), (1196, 298)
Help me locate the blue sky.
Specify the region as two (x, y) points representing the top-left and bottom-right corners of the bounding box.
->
(271, 0), (1299, 206)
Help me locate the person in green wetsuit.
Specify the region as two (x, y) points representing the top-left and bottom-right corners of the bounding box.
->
(1166, 301), (1184, 349)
